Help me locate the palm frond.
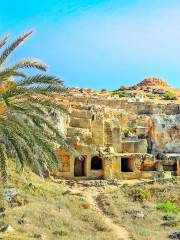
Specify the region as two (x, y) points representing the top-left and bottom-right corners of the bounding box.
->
(0, 144), (8, 185)
(10, 59), (47, 71)
(27, 96), (68, 114)
(0, 35), (9, 49)
(0, 69), (26, 82)
(0, 115), (60, 174)
(0, 31), (75, 183)
(17, 74), (64, 87)
(0, 31), (32, 66)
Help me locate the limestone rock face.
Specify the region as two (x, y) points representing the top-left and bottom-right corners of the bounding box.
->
(53, 86), (180, 180)
(150, 114), (180, 153)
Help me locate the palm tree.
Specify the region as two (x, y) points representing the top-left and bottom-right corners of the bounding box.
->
(0, 31), (74, 184)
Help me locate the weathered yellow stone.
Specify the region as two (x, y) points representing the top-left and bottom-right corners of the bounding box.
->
(53, 92), (180, 180)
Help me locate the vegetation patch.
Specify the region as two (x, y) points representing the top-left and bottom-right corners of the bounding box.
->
(156, 202), (180, 214)
(128, 187), (151, 202)
(53, 228), (69, 236)
(112, 90), (129, 98)
(100, 180), (180, 240)
(163, 214), (176, 221)
(163, 92), (177, 100)
(123, 128), (132, 138)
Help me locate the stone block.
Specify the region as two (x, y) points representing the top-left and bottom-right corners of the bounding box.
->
(71, 109), (92, 119)
(69, 117), (91, 129)
(92, 117), (104, 146)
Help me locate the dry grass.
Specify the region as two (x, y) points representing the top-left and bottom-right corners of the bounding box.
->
(0, 164), (114, 240)
(1, 163), (180, 240)
(98, 179), (180, 240)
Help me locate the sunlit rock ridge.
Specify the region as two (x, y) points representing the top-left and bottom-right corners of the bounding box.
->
(53, 78), (180, 180)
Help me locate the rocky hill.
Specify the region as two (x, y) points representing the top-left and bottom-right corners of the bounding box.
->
(130, 78), (179, 101)
(135, 77), (169, 88)
(64, 78), (180, 104)
(54, 78), (180, 184)
(0, 78), (179, 240)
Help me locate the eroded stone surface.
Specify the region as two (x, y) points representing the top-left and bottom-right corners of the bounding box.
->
(52, 85), (180, 180)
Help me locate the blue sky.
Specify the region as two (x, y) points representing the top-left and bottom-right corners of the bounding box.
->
(0, 0), (180, 89)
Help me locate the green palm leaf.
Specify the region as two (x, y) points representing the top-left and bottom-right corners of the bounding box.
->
(0, 31), (32, 66)
(0, 35), (9, 49)
(10, 59), (47, 71)
(0, 31), (75, 183)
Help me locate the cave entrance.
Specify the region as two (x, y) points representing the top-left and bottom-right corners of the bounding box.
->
(91, 156), (102, 170)
(121, 158), (134, 172)
(163, 163), (177, 171)
(74, 156), (85, 176)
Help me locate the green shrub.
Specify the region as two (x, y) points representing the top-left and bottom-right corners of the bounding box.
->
(130, 188), (151, 202)
(24, 182), (44, 197)
(163, 215), (176, 221)
(53, 228), (69, 236)
(156, 202), (180, 214)
(122, 183), (129, 188)
(118, 92), (128, 98)
(112, 90), (129, 98)
(163, 93), (177, 100)
(123, 128), (132, 138)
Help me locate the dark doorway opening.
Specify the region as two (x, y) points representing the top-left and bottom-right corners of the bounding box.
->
(121, 158), (133, 172)
(74, 156), (85, 176)
(163, 163), (177, 171)
(91, 156), (102, 170)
